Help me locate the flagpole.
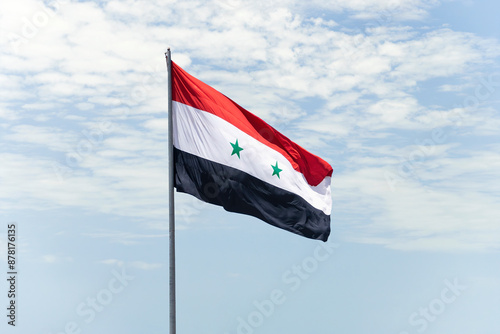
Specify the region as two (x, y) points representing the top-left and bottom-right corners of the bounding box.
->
(165, 48), (176, 334)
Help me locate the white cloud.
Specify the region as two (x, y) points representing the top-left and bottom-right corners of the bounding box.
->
(334, 148), (500, 252)
(4, 124), (77, 151)
(142, 118), (168, 132)
(99, 258), (124, 266)
(85, 231), (169, 245)
(99, 258), (162, 270)
(0, 106), (19, 120)
(129, 261), (163, 270)
(42, 254), (73, 263)
(439, 83), (474, 92)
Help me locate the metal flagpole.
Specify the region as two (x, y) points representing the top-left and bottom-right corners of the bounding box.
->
(165, 48), (176, 334)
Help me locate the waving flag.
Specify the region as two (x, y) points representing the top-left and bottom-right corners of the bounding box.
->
(171, 61), (333, 241)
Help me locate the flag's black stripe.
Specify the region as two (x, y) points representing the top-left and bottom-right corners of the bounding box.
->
(174, 148), (330, 241)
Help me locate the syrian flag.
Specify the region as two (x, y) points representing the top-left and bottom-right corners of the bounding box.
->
(171, 61), (333, 241)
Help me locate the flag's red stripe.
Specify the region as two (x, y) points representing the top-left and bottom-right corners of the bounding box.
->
(171, 61), (333, 187)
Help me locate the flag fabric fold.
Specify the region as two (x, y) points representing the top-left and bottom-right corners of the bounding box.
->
(171, 61), (333, 241)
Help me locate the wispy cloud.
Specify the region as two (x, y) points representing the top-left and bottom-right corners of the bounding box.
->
(42, 254), (74, 263)
(99, 258), (163, 270)
(84, 231), (169, 245)
(334, 148), (500, 252)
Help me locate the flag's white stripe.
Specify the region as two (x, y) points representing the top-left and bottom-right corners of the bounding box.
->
(173, 101), (331, 215)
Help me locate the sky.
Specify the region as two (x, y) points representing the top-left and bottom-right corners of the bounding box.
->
(0, 0), (499, 333)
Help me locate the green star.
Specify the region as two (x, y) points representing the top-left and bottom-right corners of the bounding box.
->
(271, 161), (282, 179)
(230, 139), (243, 158)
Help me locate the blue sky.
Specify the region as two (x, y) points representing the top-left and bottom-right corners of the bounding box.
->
(1, 0), (500, 333)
